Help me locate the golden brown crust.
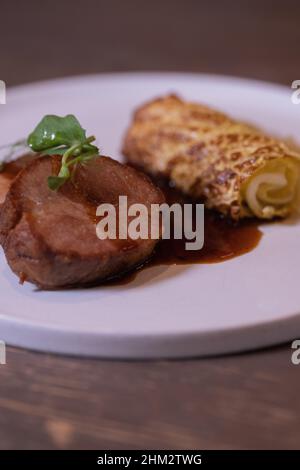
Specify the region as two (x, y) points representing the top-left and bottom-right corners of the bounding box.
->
(123, 94), (299, 219)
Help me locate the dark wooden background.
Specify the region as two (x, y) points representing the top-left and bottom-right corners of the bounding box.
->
(1, 0), (300, 449)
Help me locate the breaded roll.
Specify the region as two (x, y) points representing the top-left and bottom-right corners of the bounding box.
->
(123, 95), (300, 220)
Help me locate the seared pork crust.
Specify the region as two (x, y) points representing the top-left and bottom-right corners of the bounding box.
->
(0, 155), (164, 289)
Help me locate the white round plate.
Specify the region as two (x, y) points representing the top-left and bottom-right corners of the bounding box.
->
(0, 72), (300, 358)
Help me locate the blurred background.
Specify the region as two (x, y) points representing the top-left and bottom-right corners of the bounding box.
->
(1, 0), (299, 86)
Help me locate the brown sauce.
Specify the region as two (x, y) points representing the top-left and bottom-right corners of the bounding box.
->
(107, 177), (262, 285)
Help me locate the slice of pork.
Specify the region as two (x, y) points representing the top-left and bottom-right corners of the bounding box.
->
(0, 155), (164, 289)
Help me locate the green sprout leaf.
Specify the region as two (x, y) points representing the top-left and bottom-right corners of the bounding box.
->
(47, 176), (68, 191)
(27, 115), (87, 151)
(30, 115), (99, 190)
(0, 115), (100, 191)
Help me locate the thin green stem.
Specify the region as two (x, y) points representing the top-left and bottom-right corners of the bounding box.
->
(60, 136), (95, 167)
(66, 152), (98, 168)
(85, 136), (96, 144)
(61, 143), (81, 167)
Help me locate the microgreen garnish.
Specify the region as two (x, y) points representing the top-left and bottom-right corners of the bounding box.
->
(0, 115), (99, 190)
(27, 115), (99, 190)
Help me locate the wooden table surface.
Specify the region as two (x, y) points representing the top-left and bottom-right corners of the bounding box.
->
(1, 0), (300, 449)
